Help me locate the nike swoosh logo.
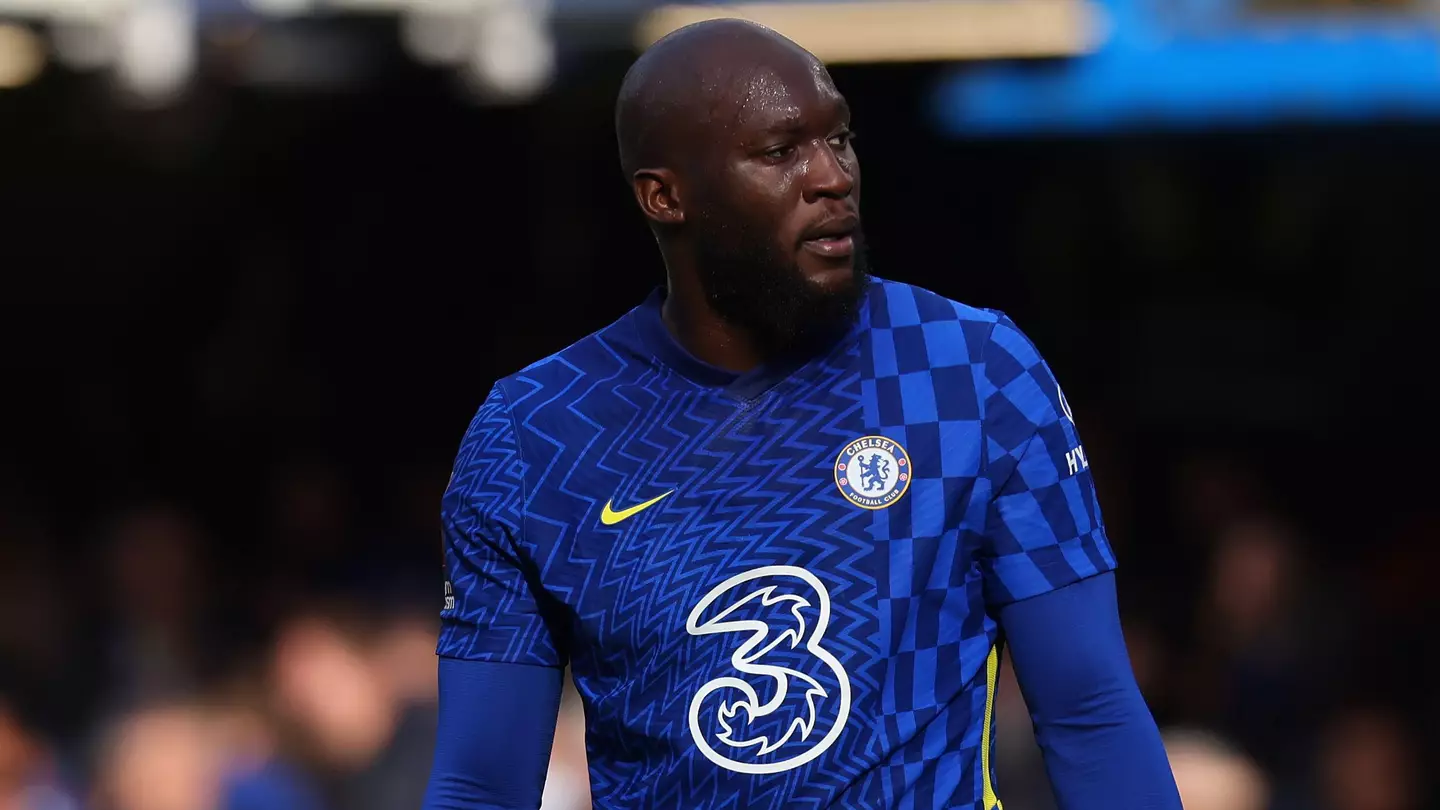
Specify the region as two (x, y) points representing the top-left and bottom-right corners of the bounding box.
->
(600, 490), (674, 526)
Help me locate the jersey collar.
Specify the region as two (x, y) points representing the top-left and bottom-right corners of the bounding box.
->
(631, 286), (864, 402)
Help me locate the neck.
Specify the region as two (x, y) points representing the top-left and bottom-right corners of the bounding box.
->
(661, 267), (767, 374)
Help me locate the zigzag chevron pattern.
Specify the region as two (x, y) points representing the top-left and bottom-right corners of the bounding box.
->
(505, 327), (882, 809)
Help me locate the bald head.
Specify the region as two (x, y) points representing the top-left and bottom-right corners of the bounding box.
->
(616, 19), (822, 179)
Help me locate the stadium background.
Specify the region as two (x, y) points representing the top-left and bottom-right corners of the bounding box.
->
(1, 0), (1437, 808)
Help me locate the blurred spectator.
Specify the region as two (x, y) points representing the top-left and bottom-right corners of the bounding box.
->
(90, 704), (223, 810)
(256, 457), (392, 624)
(542, 681), (590, 810)
(1162, 728), (1269, 810)
(0, 701), (79, 810)
(1312, 706), (1423, 810)
(1359, 512), (1440, 744)
(0, 529), (68, 680)
(0, 541), (81, 745)
(209, 697), (325, 810)
(1169, 451), (1274, 545)
(369, 612), (441, 707)
(98, 504), (216, 715)
(264, 457), (354, 585)
(268, 605), (436, 810)
(1177, 513), (1341, 776)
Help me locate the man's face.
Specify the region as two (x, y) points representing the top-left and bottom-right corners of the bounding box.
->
(687, 56), (867, 354)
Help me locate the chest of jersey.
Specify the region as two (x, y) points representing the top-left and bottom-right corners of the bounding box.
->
(541, 360), (991, 784)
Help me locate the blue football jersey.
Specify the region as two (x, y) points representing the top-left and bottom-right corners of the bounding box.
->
(437, 277), (1117, 810)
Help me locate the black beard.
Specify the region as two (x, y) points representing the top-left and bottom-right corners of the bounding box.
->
(693, 224), (870, 360)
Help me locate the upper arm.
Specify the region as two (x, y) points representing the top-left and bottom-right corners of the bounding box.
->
(999, 573), (1181, 810)
(438, 384), (565, 667)
(978, 315), (1117, 608)
(999, 572), (1137, 719)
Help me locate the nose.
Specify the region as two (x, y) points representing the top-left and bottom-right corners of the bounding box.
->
(803, 140), (854, 203)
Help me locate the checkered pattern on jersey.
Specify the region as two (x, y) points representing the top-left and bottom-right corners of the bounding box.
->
(978, 311), (1116, 605)
(862, 279), (1116, 810)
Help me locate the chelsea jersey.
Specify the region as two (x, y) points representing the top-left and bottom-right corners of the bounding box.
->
(437, 276), (1116, 809)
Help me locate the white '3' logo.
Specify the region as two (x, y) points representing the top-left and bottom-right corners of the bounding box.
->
(686, 565), (852, 775)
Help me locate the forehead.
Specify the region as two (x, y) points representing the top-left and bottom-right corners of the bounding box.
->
(725, 57), (844, 129)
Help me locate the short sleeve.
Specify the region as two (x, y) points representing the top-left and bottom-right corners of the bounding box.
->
(978, 314), (1117, 607)
(437, 384), (564, 667)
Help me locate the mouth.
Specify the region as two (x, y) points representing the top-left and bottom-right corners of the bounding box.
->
(800, 214), (858, 259)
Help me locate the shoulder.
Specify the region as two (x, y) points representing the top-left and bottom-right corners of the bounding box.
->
(867, 276), (1036, 371)
(868, 276), (1003, 332)
(447, 313), (641, 515)
(489, 305), (650, 422)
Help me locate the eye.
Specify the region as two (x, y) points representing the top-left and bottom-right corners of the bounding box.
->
(764, 144), (795, 162)
(828, 129), (857, 149)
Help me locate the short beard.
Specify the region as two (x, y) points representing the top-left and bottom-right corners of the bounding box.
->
(693, 224), (870, 361)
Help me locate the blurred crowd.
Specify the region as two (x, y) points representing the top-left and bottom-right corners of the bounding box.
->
(0, 485), (436, 810)
(995, 437), (1440, 810)
(0, 476), (593, 810)
(2, 412), (1435, 810)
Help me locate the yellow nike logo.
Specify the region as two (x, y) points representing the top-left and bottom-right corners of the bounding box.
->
(600, 490), (674, 526)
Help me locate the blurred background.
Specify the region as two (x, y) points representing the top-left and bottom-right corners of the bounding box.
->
(1, 0), (1438, 808)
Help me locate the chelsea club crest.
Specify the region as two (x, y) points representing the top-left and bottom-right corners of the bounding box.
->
(834, 436), (912, 510)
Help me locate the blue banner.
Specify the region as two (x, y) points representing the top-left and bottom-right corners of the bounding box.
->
(933, 0), (1440, 133)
